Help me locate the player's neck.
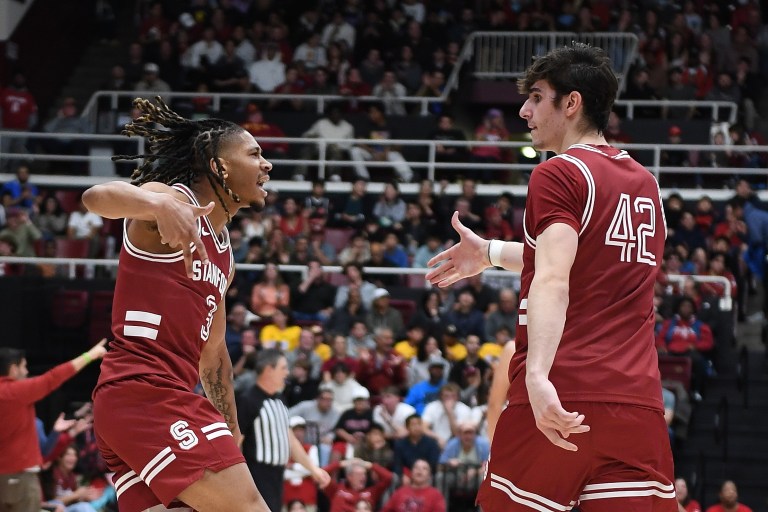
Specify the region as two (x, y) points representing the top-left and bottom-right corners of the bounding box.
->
(194, 183), (234, 234)
(558, 129), (607, 154)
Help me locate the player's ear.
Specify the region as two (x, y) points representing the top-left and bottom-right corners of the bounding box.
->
(209, 157), (230, 179)
(565, 91), (582, 116)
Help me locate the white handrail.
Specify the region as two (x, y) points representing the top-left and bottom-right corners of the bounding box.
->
(613, 99), (738, 123)
(666, 274), (733, 311)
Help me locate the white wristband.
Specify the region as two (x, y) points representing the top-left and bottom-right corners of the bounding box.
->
(488, 239), (504, 267)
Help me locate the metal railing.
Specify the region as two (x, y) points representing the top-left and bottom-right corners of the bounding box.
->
(614, 99), (738, 123)
(2, 130), (766, 186)
(665, 274), (734, 312)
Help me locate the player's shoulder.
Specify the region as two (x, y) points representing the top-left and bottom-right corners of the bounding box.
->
(138, 182), (192, 203)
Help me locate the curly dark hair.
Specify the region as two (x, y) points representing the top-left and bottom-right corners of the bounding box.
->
(113, 96), (245, 220)
(518, 42), (618, 133)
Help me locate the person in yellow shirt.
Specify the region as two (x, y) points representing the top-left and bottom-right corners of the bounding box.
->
(442, 325), (467, 362)
(260, 307), (302, 352)
(478, 325), (514, 364)
(394, 322), (427, 361)
(311, 325), (332, 362)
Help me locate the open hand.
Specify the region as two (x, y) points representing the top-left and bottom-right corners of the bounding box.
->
(526, 376), (589, 451)
(425, 212), (490, 288)
(156, 198), (215, 277)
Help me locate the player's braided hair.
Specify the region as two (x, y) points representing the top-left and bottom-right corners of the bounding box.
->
(112, 96), (243, 221)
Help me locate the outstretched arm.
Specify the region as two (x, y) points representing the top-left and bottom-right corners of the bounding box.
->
(82, 181), (214, 276)
(425, 212), (524, 288)
(199, 293), (242, 446)
(288, 428), (331, 488)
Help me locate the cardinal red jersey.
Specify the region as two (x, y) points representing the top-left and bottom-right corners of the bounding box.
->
(508, 144), (667, 410)
(0, 88), (38, 129)
(95, 183), (233, 392)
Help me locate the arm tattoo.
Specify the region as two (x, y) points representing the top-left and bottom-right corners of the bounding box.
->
(200, 357), (235, 431)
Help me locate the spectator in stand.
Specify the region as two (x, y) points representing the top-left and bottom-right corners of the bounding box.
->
(443, 289), (484, 339)
(321, 12), (356, 52)
(325, 286), (368, 337)
(365, 288), (405, 337)
(293, 33), (327, 71)
(625, 67), (660, 118)
(422, 382), (473, 448)
(321, 336), (358, 376)
(338, 233), (371, 267)
(412, 234), (443, 269)
(431, 114), (468, 177)
(382, 459), (445, 512)
(656, 297), (714, 399)
(67, 197), (103, 256)
(359, 49), (386, 88)
(663, 67), (696, 120)
(305, 66), (338, 96)
(333, 387), (373, 448)
(372, 70), (407, 116)
(470, 109), (509, 173)
(373, 386), (416, 441)
(335, 263), (378, 311)
(436, 421), (489, 494)
(0, 342), (107, 512)
(382, 231), (408, 268)
(324, 362), (366, 414)
(231, 25), (256, 65)
(269, 65), (307, 112)
(249, 43), (286, 93)
(260, 306), (302, 352)
(0, 73), (38, 168)
(286, 329), (324, 380)
(448, 335), (490, 388)
(458, 273), (498, 315)
(185, 25), (224, 78)
(354, 423), (393, 469)
(2, 164), (39, 213)
(672, 211), (708, 253)
(42, 98), (92, 173)
(297, 104), (354, 182)
(277, 198), (308, 242)
(322, 457), (393, 512)
(240, 103), (288, 157)
(414, 70), (447, 115)
(44, 445), (104, 512)
(211, 40), (247, 93)
(394, 45), (423, 94)
(122, 42), (145, 87)
(284, 360), (320, 409)
(250, 262), (290, 319)
(224, 302), (252, 364)
(357, 326), (407, 398)
(405, 358), (447, 415)
(676, 477), (702, 512)
(484, 287), (518, 342)
(32, 195), (68, 239)
(394, 322), (427, 361)
(289, 388), (340, 446)
(392, 415), (441, 477)
(700, 252), (739, 300)
(350, 105), (414, 182)
(0, 208), (42, 257)
(373, 181), (407, 232)
(138, 2), (170, 44)
(604, 111), (632, 145)
(705, 481), (753, 512)
(283, 417), (322, 512)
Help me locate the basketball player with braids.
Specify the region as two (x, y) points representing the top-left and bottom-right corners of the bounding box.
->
(84, 97), (281, 512)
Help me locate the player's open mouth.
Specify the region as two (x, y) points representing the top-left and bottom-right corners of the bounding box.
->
(257, 176), (270, 190)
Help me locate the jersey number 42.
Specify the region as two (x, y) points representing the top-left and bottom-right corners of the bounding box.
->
(604, 193), (657, 266)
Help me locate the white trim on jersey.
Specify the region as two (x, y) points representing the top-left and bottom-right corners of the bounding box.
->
(523, 210), (536, 249)
(201, 422), (229, 433)
(123, 325), (160, 340)
(201, 422), (233, 440)
(145, 453), (177, 486)
(569, 143), (630, 160)
(518, 298), (528, 326)
(172, 183), (230, 254)
(552, 153), (596, 236)
(123, 310), (162, 340)
(122, 218), (199, 264)
(115, 474), (143, 499)
(489, 473), (576, 512)
(171, 184), (201, 206)
(125, 310), (162, 325)
(579, 480), (676, 502)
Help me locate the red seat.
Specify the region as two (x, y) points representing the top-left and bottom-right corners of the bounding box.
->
(658, 354), (693, 391)
(55, 239), (90, 258)
(55, 189), (82, 213)
(88, 291), (114, 344)
(324, 228), (354, 252)
(51, 289), (89, 329)
(389, 299), (417, 326)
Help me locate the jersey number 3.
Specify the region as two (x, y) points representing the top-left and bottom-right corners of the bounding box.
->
(605, 193), (657, 266)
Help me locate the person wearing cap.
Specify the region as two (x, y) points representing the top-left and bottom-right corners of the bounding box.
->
(133, 62), (171, 95)
(373, 386), (416, 440)
(333, 387), (373, 450)
(405, 357), (448, 415)
(365, 288), (404, 337)
(237, 349), (330, 512)
(440, 325), (468, 363)
(283, 416), (322, 512)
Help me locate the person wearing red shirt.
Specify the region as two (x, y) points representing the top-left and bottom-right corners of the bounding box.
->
(0, 73), (38, 168)
(240, 104), (288, 155)
(322, 457), (393, 512)
(705, 481), (753, 512)
(676, 477), (702, 512)
(381, 459), (445, 512)
(0, 340), (106, 512)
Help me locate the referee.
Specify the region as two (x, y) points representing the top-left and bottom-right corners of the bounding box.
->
(237, 349), (331, 511)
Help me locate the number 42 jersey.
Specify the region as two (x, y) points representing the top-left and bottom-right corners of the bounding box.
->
(95, 184), (233, 393)
(508, 144), (667, 410)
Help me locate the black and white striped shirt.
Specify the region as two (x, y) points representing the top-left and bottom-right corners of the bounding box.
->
(237, 384), (290, 467)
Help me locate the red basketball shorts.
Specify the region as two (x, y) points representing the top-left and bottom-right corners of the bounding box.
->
(477, 401), (676, 512)
(93, 377), (245, 512)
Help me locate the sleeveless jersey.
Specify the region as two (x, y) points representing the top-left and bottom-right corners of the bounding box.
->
(95, 184), (234, 392)
(508, 144), (667, 410)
